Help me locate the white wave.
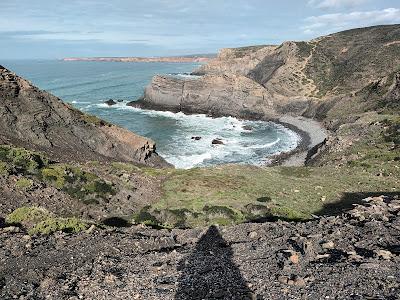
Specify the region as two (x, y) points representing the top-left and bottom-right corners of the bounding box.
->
(164, 152), (212, 169)
(246, 138), (281, 149)
(86, 104), (301, 168)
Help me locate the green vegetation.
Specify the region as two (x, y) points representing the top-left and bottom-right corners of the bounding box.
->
(5, 206), (89, 235)
(296, 42), (314, 58)
(136, 145), (398, 227)
(0, 145), (117, 204)
(6, 206), (50, 225)
(29, 217), (89, 235)
(0, 145), (48, 175)
(81, 113), (109, 126)
(15, 178), (33, 190)
(41, 164), (116, 203)
(0, 161), (9, 176)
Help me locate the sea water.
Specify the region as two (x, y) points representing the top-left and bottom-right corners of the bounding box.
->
(2, 60), (299, 168)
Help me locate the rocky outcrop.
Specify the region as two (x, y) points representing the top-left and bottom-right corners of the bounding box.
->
(0, 66), (166, 166)
(134, 25), (400, 122)
(129, 73), (312, 119)
(1, 195), (398, 299)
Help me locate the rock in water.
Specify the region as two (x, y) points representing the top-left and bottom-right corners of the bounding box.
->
(0, 65), (167, 166)
(191, 136), (202, 141)
(242, 125), (253, 131)
(212, 138), (224, 145)
(105, 99), (117, 106)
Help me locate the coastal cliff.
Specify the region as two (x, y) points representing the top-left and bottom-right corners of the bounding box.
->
(133, 25), (400, 121)
(0, 65), (165, 166)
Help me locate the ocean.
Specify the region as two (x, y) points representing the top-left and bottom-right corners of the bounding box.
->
(2, 60), (300, 168)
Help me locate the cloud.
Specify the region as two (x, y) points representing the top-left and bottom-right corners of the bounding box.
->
(303, 7), (400, 35)
(308, 0), (368, 9)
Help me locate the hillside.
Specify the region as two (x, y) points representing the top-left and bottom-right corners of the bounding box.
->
(0, 65), (165, 166)
(135, 25), (400, 120)
(0, 25), (399, 299)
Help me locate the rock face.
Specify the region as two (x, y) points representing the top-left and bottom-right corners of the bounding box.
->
(1, 195), (399, 299)
(0, 65), (165, 166)
(133, 25), (400, 120)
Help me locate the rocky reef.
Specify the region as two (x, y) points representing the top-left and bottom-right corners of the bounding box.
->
(0, 65), (166, 167)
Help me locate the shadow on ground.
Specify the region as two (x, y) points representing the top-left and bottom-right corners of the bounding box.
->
(175, 225), (255, 300)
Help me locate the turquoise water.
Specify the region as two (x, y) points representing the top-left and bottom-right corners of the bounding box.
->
(2, 60), (299, 168)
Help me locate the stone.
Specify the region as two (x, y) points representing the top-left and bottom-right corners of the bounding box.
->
(105, 99), (117, 106)
(321, 241), (335, 249)
(376, 249), (392, 260)
(212, 138), (224, 145)
(3, 226), (20, 233)
(294, 276), (306, 287)
(191, 136), (202, 141)
(289, 253), (300, 264)
(243, 125), (253, 131)
(277, 275), (289, 284)
(248, 231), (258, 239)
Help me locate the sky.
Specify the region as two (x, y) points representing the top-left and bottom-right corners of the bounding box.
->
(1, 0), (399, 59)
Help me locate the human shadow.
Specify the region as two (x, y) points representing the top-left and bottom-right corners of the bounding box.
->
(175, 225), (254, 300)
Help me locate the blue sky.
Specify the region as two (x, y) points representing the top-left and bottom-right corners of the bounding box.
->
(1, 0), (399, 59)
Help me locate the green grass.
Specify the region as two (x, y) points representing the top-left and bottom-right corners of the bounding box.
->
(139, 159), (398, 227)
(6, 206), (51, 225)
(41, 164), (116, 203)
(5, 206), (90, 235)
(28, 217), (89, 235)
(15, 178), (33, 190)
(0, 145), (48, 175)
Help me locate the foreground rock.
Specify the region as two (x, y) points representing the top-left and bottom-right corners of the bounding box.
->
(0, 66), (166, 166)
(1, 195), (398, 299)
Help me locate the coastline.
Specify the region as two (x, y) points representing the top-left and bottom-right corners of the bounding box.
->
(272, 116), (328, 167)
(127, 100), (328, 167)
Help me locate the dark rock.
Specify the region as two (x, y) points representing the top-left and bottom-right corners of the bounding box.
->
(191, 136), (202, 141)
(242, 125), (253, 131)
(212, 138), (224, 145)
(105, 99), (117, 106)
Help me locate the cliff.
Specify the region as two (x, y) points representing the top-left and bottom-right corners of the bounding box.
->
(0, 65), (166, 166)
(133, 25), (400, 121)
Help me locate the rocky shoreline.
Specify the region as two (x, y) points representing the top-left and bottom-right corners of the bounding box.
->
(127, 98), (328, 167)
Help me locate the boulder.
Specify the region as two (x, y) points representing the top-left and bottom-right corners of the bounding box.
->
(105, 99), (117, 106)
(212, 139), (224, 145)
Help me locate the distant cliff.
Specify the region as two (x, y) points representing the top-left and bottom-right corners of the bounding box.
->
(0, 65), (166, 166)
(133, 25), (400, 121)
(63, 54), (215, 63)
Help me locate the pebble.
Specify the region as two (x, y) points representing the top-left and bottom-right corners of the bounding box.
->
(3, 226), (20, 233)
(376, 249), (392, 260)
(321, 241), (335, 249)
(248, 231), (258, 239)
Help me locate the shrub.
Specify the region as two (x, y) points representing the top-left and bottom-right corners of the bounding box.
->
(132, 206), (161, 227)
(0, 145), (49, 175)
(15, 178), (33, 190)
(29, 217), (89, 235)
(41, 164), (115, 202)
(6, 206), (50, 225)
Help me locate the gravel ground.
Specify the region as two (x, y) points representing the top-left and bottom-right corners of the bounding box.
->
(1, 195), (399, 299)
